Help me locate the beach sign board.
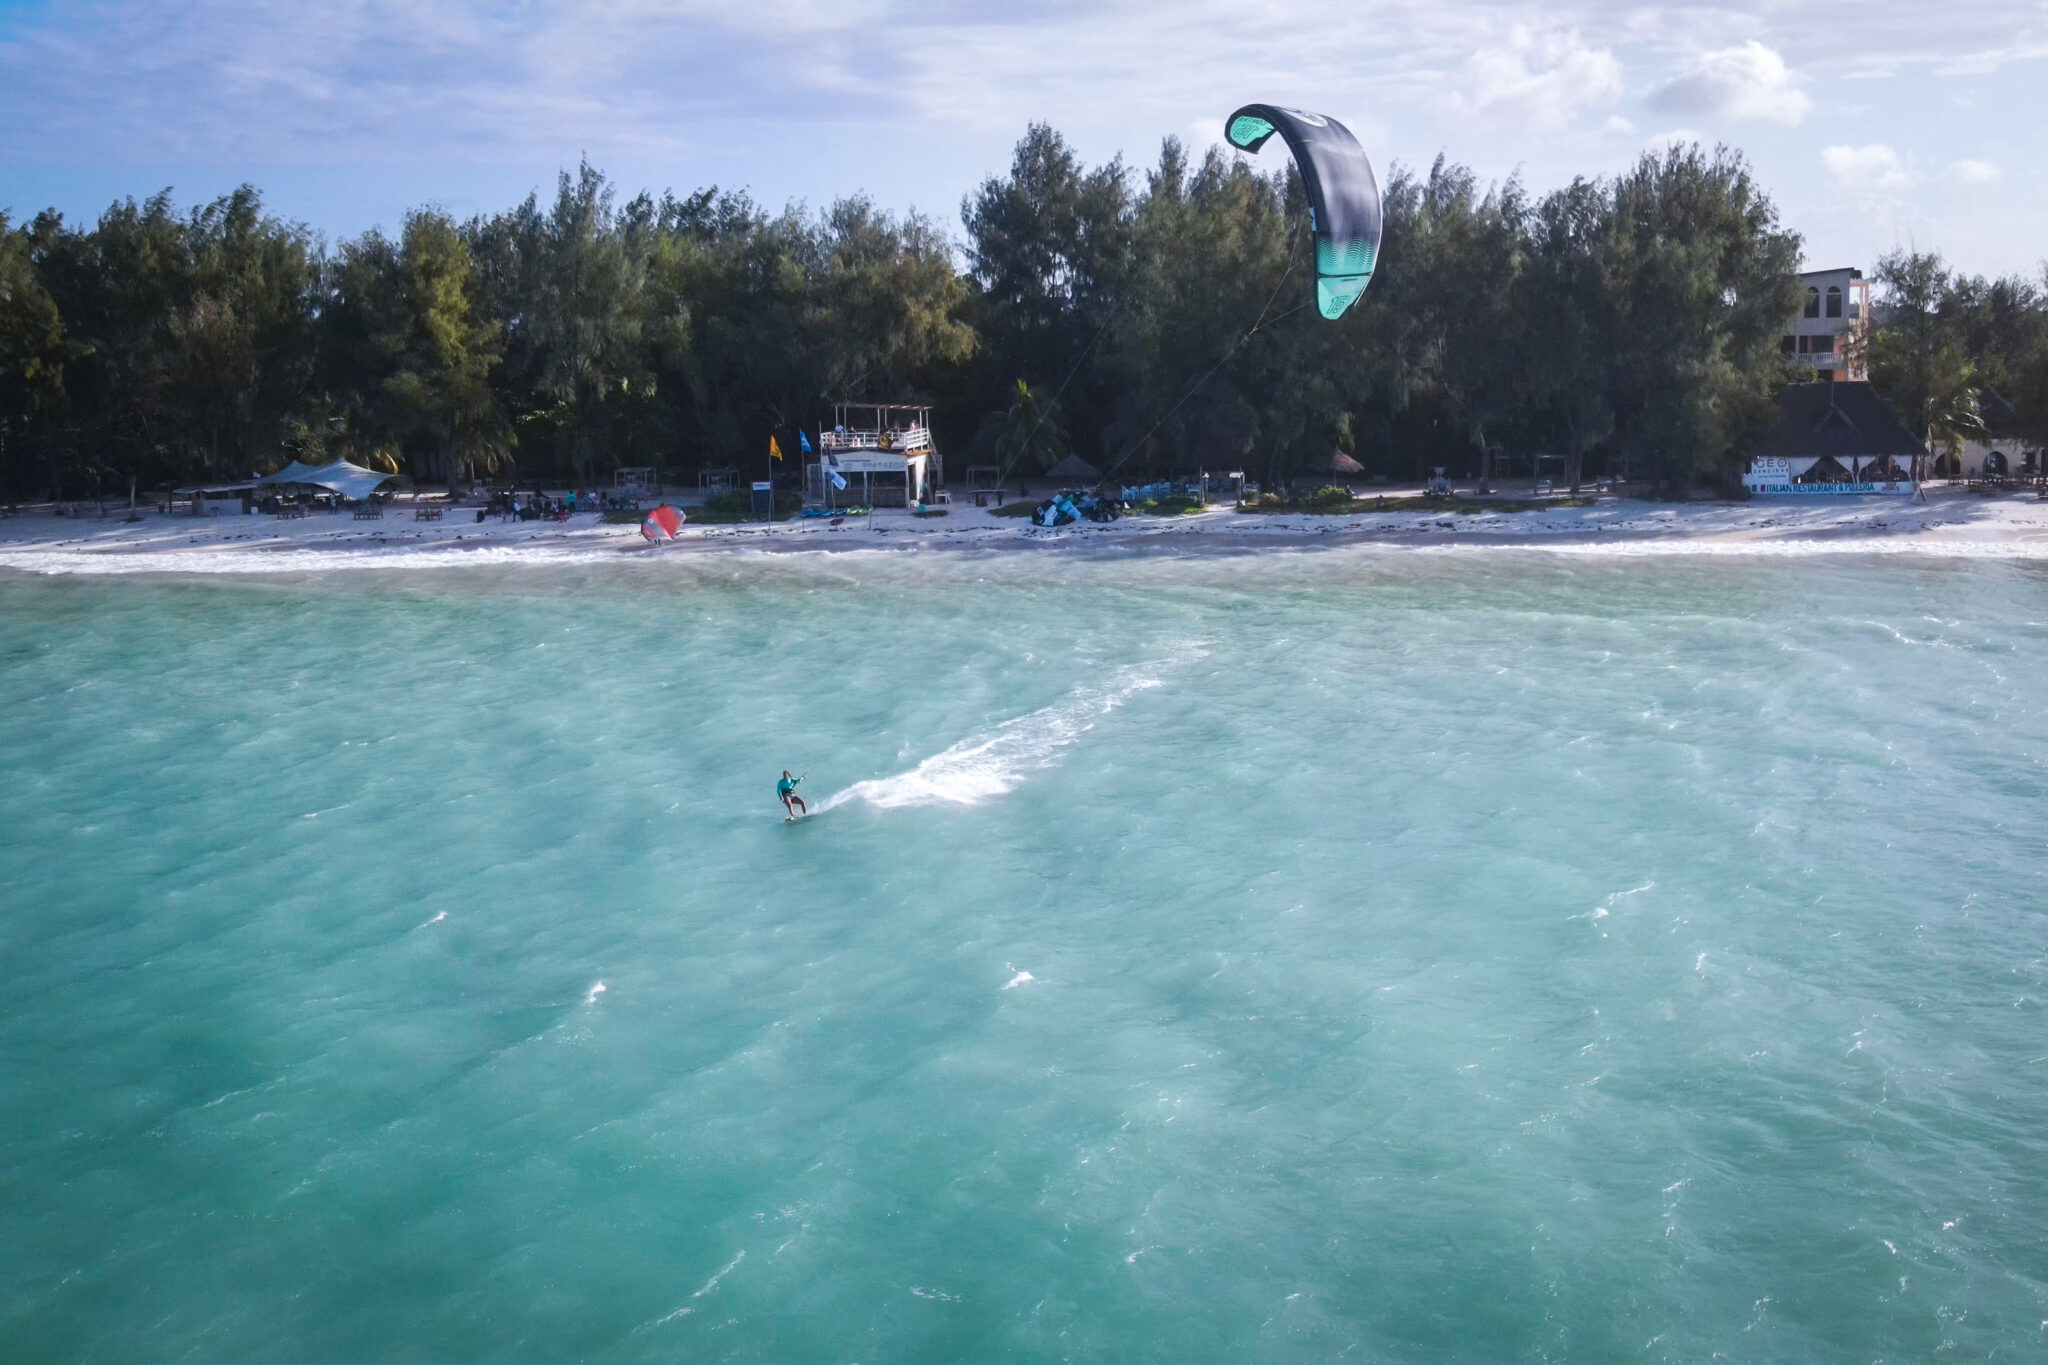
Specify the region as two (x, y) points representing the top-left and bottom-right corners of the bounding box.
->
(1743, 458), (1915, 496)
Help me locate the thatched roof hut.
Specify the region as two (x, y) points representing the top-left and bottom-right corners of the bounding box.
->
(1045, 454), (1103, 483)
(1315, 450), (1366, 476)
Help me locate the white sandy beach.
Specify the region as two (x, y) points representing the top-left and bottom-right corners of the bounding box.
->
(5, 486), (2048, 575)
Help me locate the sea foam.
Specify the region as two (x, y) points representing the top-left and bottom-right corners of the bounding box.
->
(813, 655), (1192, 812)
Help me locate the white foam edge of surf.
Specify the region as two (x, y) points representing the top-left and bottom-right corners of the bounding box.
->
(0, 528), (1026, 577)
(1436, 536), (2048, 560)
(8, 522), (2048, 577)
(811, 651), (1199, 814)
(0, 537), (632, 577)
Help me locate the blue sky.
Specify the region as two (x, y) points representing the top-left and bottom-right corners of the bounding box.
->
(1, 1), (2042, 277)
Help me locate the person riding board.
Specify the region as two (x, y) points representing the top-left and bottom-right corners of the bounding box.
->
(777, 770), (806, 819)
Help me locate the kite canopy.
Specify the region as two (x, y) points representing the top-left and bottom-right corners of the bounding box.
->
(1224, 104), (1383, 320)
(641, 505), (682, 541)
(257, 459), (397, 501)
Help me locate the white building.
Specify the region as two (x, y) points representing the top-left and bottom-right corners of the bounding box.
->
(1781, 267), (1870, 382)
(1949, 390), (2040, 480)
(808, 403), (942, 508)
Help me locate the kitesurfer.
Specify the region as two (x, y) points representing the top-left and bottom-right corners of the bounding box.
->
(778, 771), (806, 819)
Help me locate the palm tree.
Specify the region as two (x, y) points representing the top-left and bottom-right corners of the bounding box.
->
(994, 377), (1068, 479)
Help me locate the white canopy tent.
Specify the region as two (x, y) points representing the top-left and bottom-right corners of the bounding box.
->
(258, 459), (397, 501)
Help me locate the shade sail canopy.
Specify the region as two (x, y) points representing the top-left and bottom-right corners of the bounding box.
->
(258, 459), (398, 500)
(1044, 455), (1103, 482)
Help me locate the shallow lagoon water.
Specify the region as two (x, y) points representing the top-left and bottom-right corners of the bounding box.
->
(4, 548), (2047, 1362)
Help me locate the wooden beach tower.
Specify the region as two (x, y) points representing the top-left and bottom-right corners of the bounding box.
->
(807, 402), (942, 509)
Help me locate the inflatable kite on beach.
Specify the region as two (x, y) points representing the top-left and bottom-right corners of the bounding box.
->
(1224, 104), (1383, 319)
(641, 504), (682, 542)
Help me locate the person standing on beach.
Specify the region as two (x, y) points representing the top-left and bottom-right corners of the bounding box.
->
(778, 771), (806, 818)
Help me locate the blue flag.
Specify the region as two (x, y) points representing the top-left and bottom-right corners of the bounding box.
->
(799, 430), (814, 455)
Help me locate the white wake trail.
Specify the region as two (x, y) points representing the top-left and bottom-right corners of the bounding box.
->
(812, 655), (1192, 813)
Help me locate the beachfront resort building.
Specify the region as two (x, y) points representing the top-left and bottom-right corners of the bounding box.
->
(1743, 380), (1926, 494)
(806, 403), (943, 508)
(1947, 389), (2041, 481)
(1780, 267), (1870, 382)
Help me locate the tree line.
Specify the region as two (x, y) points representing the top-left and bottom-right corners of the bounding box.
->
(1864, 251), (2048, 467)
(2, 125), (2043, 501)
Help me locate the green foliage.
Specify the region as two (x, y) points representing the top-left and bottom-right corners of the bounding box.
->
(992, 377), (1068, 475)
(2013, 338), (2048, 450)
(0, 165), (976, 498)
(1866, 250), (1985, 459)
(691, 491), (753, 522)
(689, 488), (803, 522)
(9, 187), (322, 494)
(1593, 146), (1802, 497)
(1855, 250), (2048, 457)
(324, 209), (509, 482)
(5, 127), (2009, 504)
(962, 132), (1802, 499)
(0, 213), (67, 433)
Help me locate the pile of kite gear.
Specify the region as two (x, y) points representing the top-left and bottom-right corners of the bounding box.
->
(1120, 480), (1212, 506)
(1030, 492), (1124, 527)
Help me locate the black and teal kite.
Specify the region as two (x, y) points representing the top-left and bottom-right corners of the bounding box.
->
(1225, 104), (1383, 320)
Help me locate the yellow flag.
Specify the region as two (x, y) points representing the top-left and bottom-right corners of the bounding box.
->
(769, 435), (784, 462)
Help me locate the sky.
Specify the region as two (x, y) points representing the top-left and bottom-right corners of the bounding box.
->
(1, 0), (2044, 278)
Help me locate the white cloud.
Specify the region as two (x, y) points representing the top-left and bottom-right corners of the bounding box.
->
(1645, 128), (1701, 155)
(1942, 158), (2000, 185)
(1458, 26), (1622, 131)
(1822, 144), (1913, 192)
(1651, 41), (1812, 125)
(3, 0), (2046, 273)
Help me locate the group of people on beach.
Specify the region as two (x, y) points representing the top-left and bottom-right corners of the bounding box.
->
(482, 489), (601, 523)
(476, 488), (656, 523)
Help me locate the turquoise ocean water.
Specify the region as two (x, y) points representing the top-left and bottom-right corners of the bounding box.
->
(3, 547), (2047, 1361)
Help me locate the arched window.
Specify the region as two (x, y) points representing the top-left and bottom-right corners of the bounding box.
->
(1804, 286), (1821, 318)
(1826, 285), (1843, 318)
